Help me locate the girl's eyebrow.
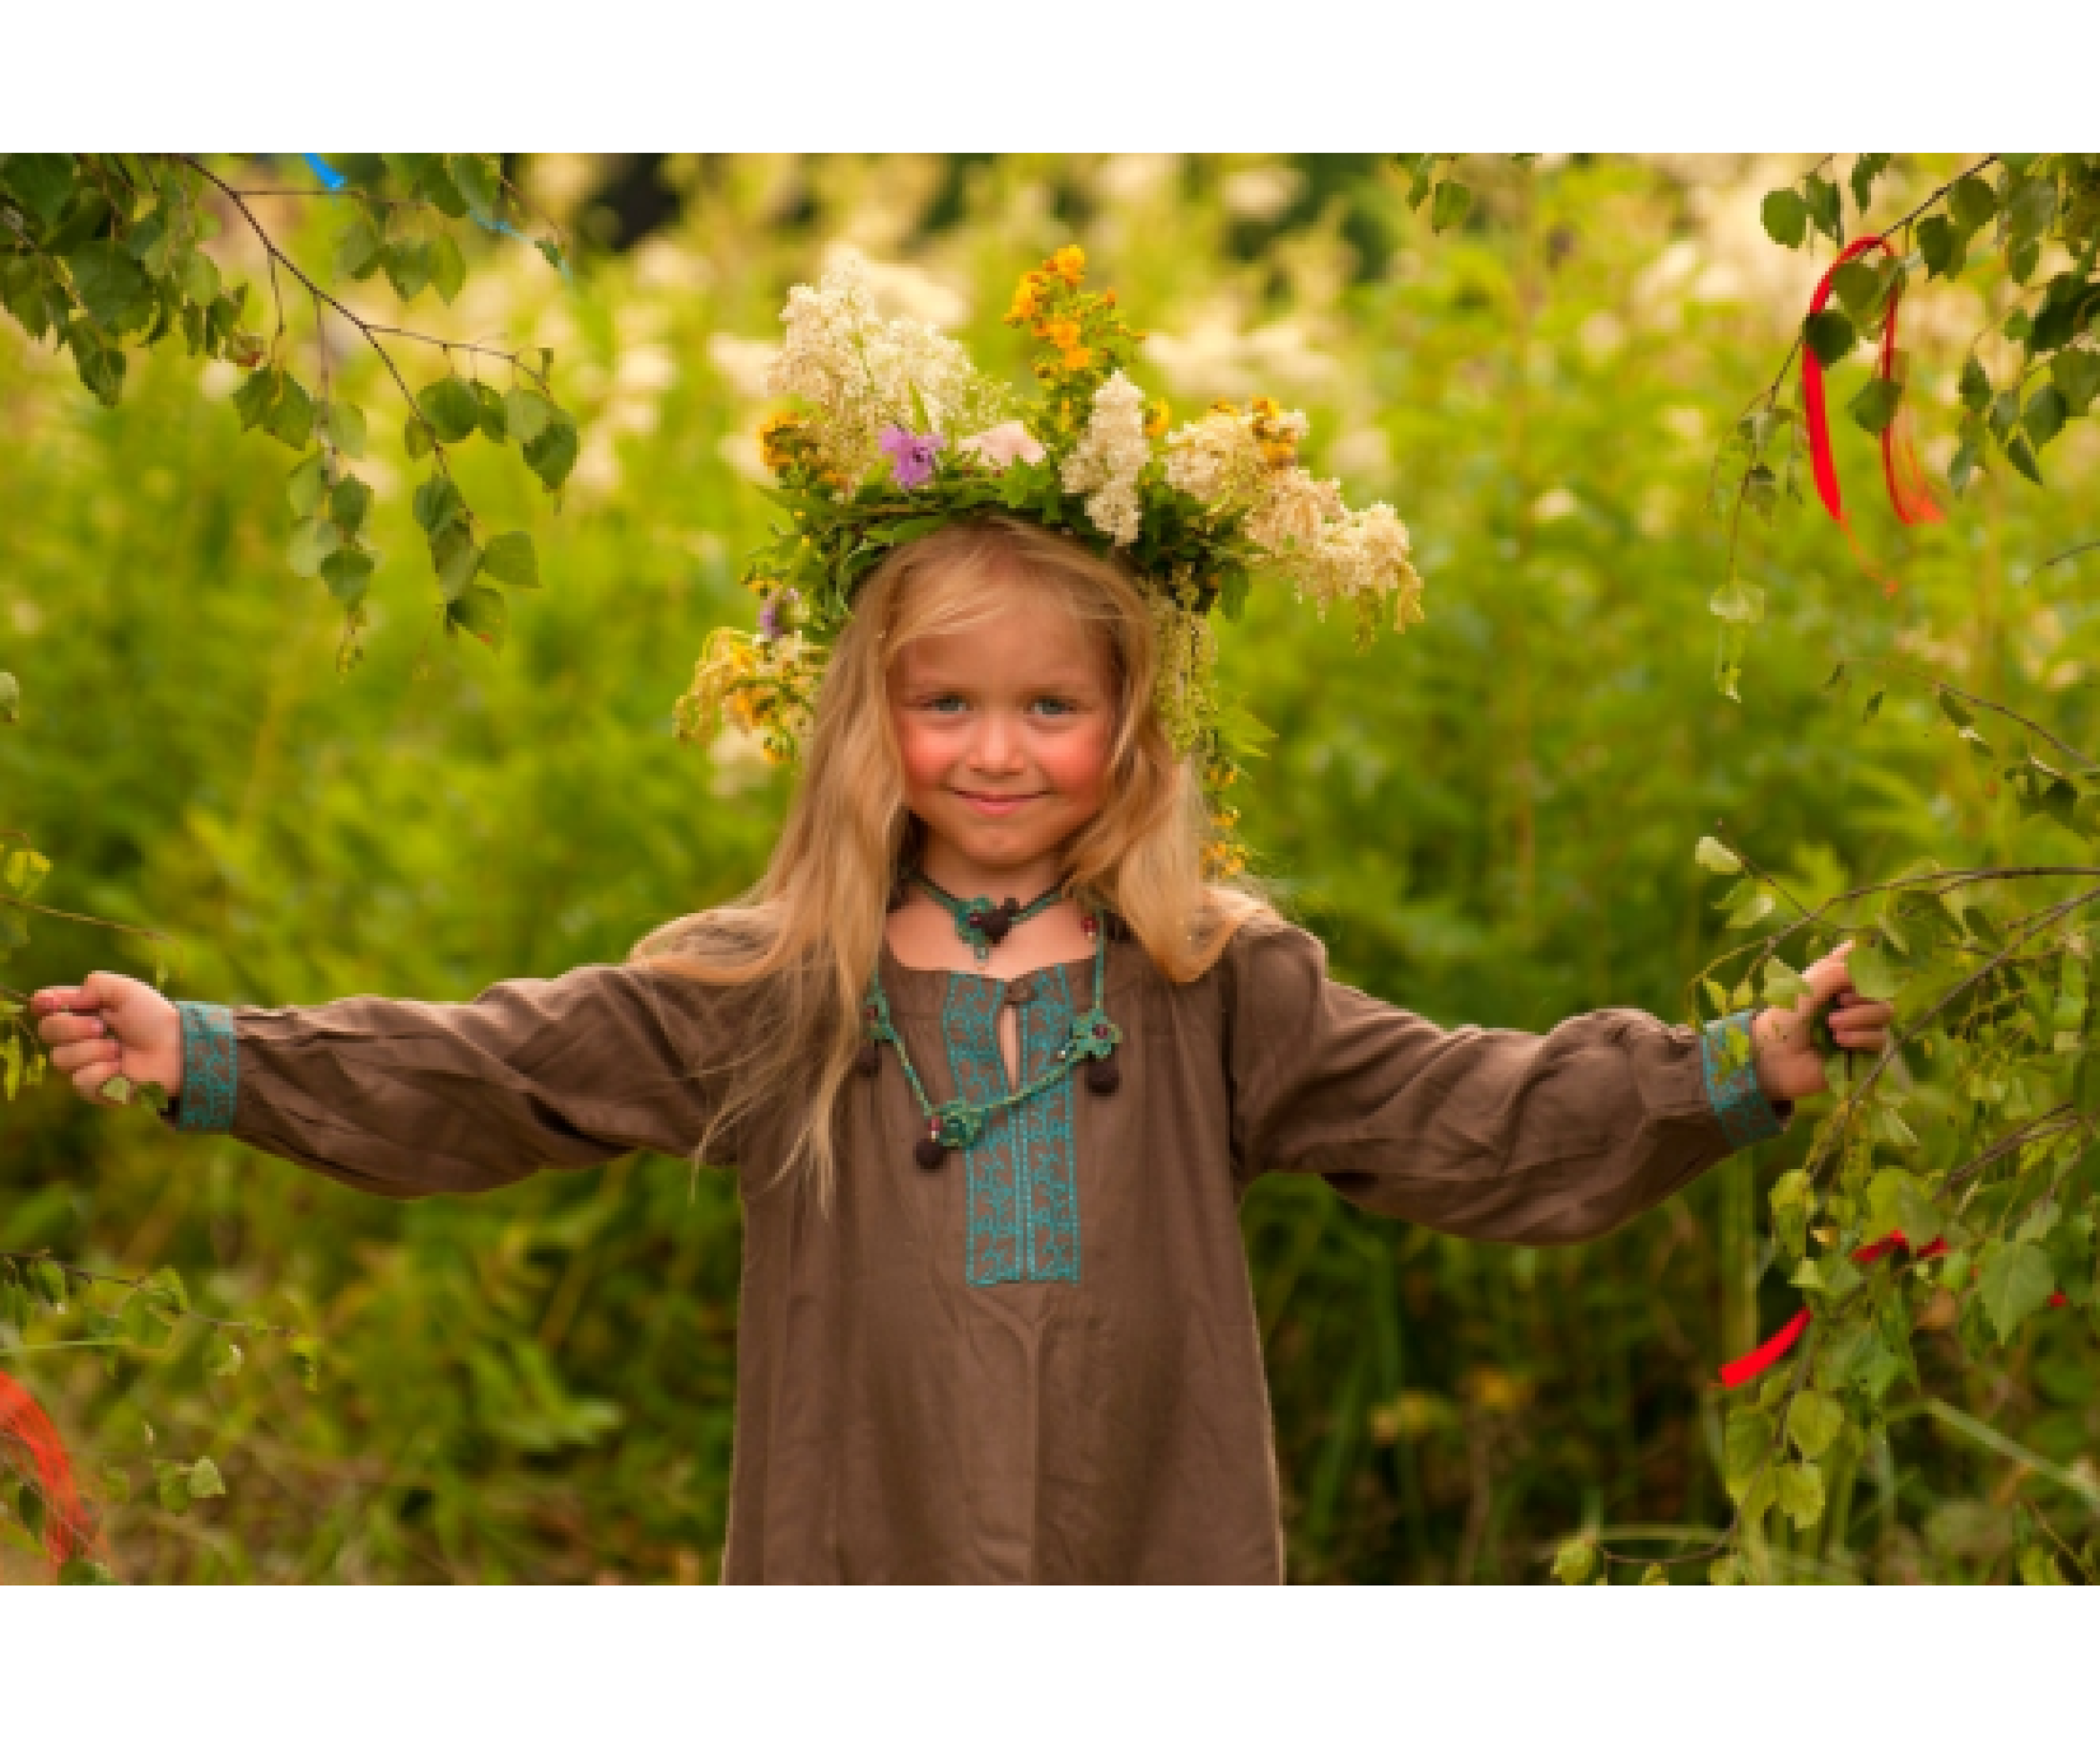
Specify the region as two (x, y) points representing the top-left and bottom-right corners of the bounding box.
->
(903, 666), (1101, 691)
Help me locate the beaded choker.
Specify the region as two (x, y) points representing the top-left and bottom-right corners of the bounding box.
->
(859, 909), (1123, 1172)
(911, 870), (1065, 962)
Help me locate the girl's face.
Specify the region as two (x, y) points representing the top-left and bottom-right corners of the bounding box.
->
(889, 579), (1116, 881)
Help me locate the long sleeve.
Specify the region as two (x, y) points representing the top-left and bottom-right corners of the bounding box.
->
(166, 962), (745, 1199)
(1221, 918), (1786, 1245)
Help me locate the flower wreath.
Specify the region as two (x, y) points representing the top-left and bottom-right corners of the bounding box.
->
(675, 246), (1426, 870)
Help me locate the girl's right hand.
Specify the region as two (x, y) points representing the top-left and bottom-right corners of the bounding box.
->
(29, 973), (182, 1106)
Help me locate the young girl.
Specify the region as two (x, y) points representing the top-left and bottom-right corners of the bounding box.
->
(31, 254), (1890, 1584)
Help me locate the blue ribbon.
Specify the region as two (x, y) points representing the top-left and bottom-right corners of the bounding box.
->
(301, 152), (347, 191)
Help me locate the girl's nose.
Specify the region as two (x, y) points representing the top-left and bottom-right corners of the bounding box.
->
(969, 712), (1027, 773)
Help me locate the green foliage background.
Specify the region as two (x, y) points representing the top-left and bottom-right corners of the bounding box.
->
(4, 154), (2098, 1581)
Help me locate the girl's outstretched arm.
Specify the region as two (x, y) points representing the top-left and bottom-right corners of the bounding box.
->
(1220, 918), (1865, 1246)
(33, 966), (739, 1198)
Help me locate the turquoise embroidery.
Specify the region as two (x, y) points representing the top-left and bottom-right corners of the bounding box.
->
(173, 1002), (237, 1133)
(1700, 1010), (1785, 1150)
(943, 967), (1082, 1287)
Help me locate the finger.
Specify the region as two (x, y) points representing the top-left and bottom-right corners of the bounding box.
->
(36, 1013), (108, 1047)
(1801, 954), (1853, 1010)
(81, 970), (137, 1010)
(1835, 1002), (1894, 1027)
(51, 1039), (121, 1075)
(70, 1061), (122, 1102)
(29, 986), (98, 1016)
(1837, 1029), (1889, 1054)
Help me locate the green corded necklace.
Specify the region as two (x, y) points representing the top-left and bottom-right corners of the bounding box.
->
(911, 870), (1065, 963)
(859, 906), (1124, 1172)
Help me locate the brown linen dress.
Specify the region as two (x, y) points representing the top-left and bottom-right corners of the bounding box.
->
(173, 912), (1776, 1583)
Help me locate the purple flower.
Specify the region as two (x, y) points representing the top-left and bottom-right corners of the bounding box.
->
(757, 588), (798, 641)
(879, 423), (946, 490)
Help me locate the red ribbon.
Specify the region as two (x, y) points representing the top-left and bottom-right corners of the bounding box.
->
(0, 1370), (97, 1575)
(1717, 1308), (1813, 1391)
(1720, 1228), (1945, 1387)
(1720, 1228), (2067, 1388)
(1802, 235), (1945, 595)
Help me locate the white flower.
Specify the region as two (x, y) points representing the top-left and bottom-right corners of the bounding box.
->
(765, 256), (1005, 488)
(1158, 396), (1420, 628)
(1060, 371), (1151, 546)
(1246, 465), (1343, 554)
(958, 420), (1046, 470)
(1163, 407), (1259, 508)
(1299, 503), (1425, 630)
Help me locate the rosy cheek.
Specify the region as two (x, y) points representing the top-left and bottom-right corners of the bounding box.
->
(1041, 723), (1113, 809)
(892, 718), (948, 800)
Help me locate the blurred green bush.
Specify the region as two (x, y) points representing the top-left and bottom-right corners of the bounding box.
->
(4, 154), (2097, 1581)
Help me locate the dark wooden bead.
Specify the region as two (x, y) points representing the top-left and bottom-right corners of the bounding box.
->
(1084, 1056), (1121, 1095)
(978, 907), (1012, 945)
(856, 1042), (881, 1076)
(914, 1137), (949, 1171)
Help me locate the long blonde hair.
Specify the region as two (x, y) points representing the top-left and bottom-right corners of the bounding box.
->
(634, 516), (1267, 1199)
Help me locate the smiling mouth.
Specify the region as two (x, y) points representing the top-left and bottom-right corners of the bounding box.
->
(952, 790), (1045, 814)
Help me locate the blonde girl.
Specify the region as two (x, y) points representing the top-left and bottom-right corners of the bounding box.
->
(33, 511), (1889, 1583)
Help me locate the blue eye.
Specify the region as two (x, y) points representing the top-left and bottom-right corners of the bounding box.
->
(1032, 697), (1076, 717)
(926, 695), (967, 715)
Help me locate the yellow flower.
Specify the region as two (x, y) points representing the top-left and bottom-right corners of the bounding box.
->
(1005, 276), (1042, 325)
(1049, 244), (1086, 285)
(725, 687), (763, 733)
(1059, 345), (1094, 374)
(1044, 318), (1082, 351)
(1145, 397), (1171, 438)
(1249, 396), (1302, 467)
(757, 411), (804, 473)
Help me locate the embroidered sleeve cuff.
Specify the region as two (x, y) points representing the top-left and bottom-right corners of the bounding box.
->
(1700, 1010), (1787, 1151)
(170, 1002), (237, 1133)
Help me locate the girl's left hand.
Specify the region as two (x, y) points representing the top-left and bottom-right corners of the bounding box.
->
(1751, 939), (1894, 1102)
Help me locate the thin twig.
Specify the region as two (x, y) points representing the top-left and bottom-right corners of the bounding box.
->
(1693, 861), (2100, 995)
(1946, 1105), (2088, 1190)
(1883, 155), (2001, 240)
(0, 1248), (296, 1339)
(2021, 539), (2100, 585)
(360, 325), (547, 380)
(223, 190), (423, 207)
(0, 892), (181, 952)
(1837, 656), (2098, 770)
(1594, 1532), (1733, 1570)
(1713, 832), (1817, 927)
